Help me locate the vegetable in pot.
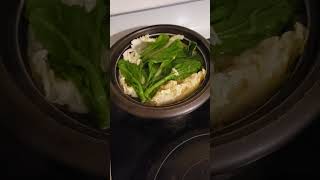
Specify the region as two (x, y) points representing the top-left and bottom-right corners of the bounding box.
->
(212, 0), (297, 58)
(26, 0), (109, 129)
(118, 34), (205, 105)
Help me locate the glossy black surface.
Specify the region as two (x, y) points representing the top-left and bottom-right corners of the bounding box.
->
(214, 115), (320, 179)
(145, 130), (209, 180)
(111, 101), (209, 180)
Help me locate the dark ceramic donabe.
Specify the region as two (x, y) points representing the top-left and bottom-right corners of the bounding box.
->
(1, 0), (109, 176)
(110, 25), (210, 119)
(211, 0), (320, 175)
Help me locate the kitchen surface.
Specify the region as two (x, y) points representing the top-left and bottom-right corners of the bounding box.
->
(111, 102), (209, 180)
(110, 0), (210, 43)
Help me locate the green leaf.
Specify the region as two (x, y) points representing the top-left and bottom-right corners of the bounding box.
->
(144, 39), (186, 63)
(212, 0), (296, 57)
(146, 62), (159, 87)
(144, 39), (188, 85)
(118, 59), (147, 102)
(118, 32), (203, 103)
(171, 60), (202, 80)
(141, 34), (170, 60)
(144, 60), (202, 98)
(27, 0), (109, 128)
(187, 41), (198, 56)
(147, 58), (175, 87)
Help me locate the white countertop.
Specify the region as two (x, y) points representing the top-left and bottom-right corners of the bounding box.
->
(110, 0), (201, 15)
(110, 0), (210, 44)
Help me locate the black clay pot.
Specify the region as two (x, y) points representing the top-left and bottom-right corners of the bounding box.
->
(1, 0), (109, 177)
(211, 0), (320, 176)
(110, 25), (210, 120)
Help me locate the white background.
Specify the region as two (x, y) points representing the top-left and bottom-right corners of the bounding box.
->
(110, 0), (210, 45)
(110, 0), (202, 15)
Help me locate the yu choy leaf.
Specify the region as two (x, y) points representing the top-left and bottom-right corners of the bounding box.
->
(26, 0), (109, 128)
(140, 34), (170, 60)
(212, 0), (295, 57)
(144, 60), (202, 99)
(118, 59), (147, 102)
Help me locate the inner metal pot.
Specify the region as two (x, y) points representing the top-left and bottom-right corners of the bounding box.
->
(110, 25), (210, 119)
(211, 0), (320, 175)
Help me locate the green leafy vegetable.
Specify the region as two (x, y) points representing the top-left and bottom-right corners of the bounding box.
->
(118, 34), (203, 103)
(118, 59), (147, 102)
(211, 0), (296, 57)
(187, 41), (198, 56)
(144, 60), (202, 99)
(141, 34), (170, 60)
(143, 40), (186, 62)
(146, 62), (158, 86)
(144, 39), (188, 85)
(26, 0), (109, 129)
